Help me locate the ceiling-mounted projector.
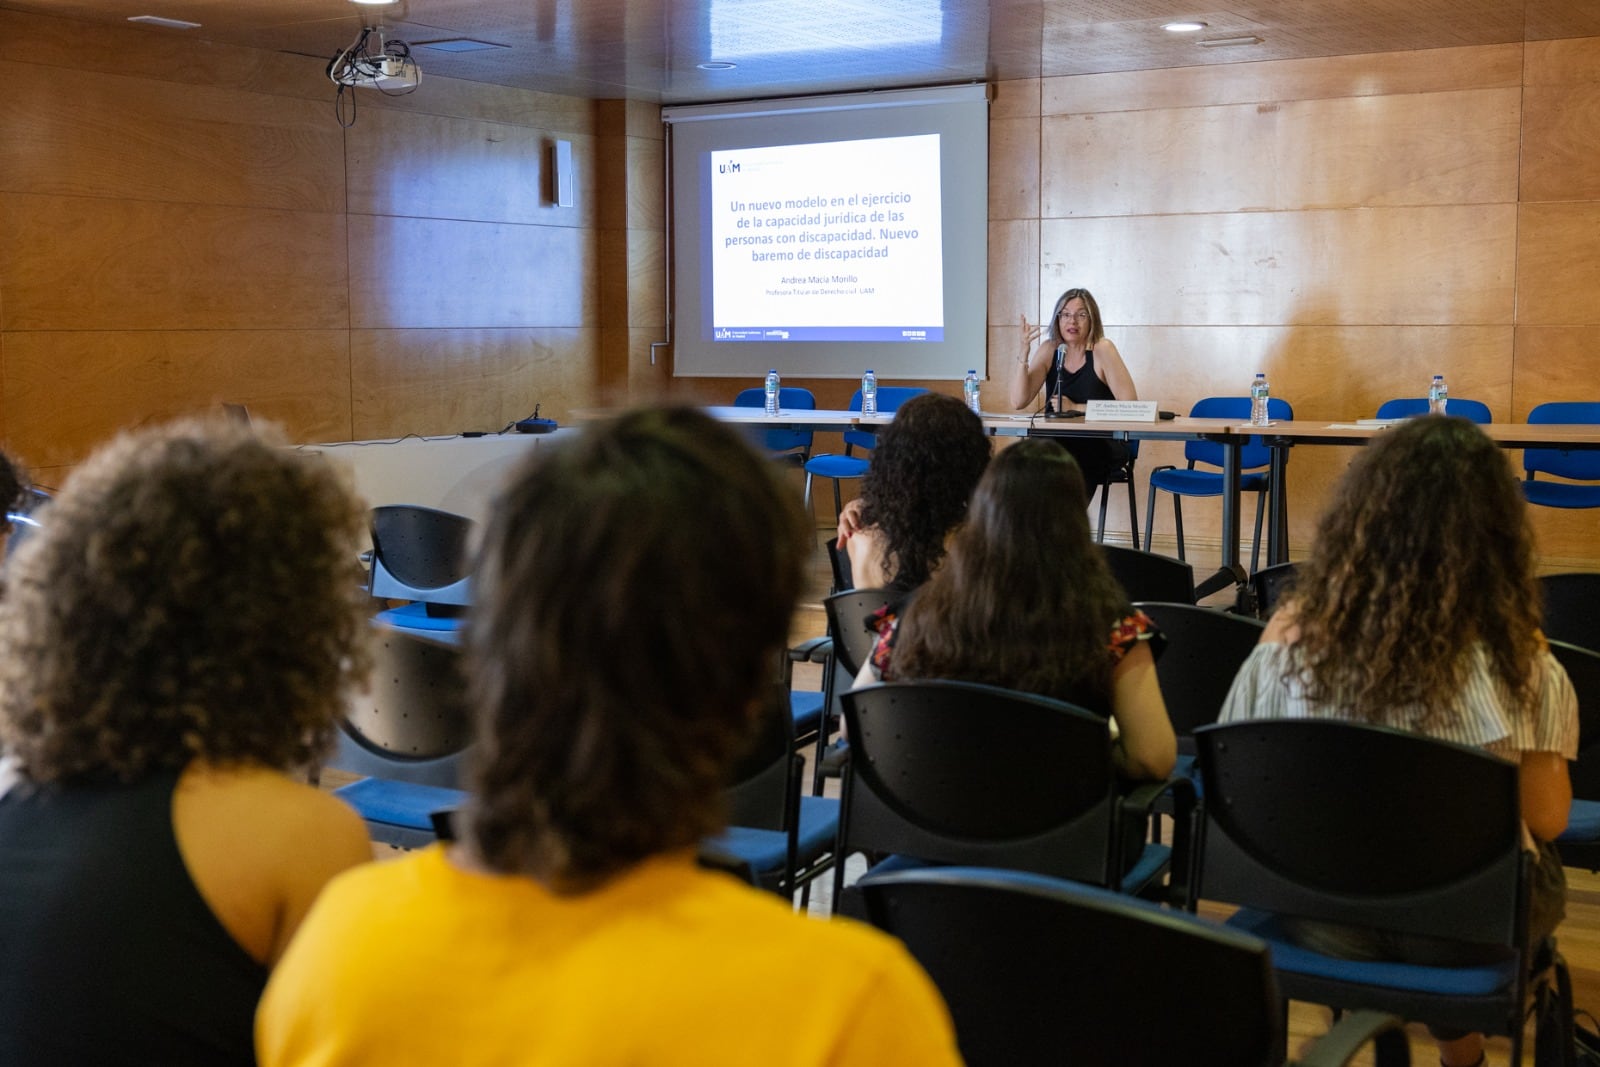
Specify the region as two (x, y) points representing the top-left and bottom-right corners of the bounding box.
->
(328, 25), (421, 92)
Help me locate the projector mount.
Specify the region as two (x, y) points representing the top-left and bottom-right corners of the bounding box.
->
(329, 24), (420, 124)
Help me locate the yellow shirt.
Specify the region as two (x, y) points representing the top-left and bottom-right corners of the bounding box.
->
(257, 847), (962, 1066)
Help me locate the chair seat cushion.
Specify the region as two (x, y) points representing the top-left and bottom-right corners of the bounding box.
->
(1560, 798), (1600, 842)
(804, 454), (870, 479)
(1148, 468), (1270, 497)
(1226, 909), (1517, 998)
(334, 778), (468, 831)
(705, 796), (840, 875)
(790, 690), (826, 735)
(1522, 480), (1600, 509)
(375, 603), (466, 633)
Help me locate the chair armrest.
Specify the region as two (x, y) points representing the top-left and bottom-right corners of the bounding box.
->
(789, 636), (834, 663)
(1291, 1010), (1406, 1067)
(1120, 774), (1200, 910)
(1148, 464), (1178, 477)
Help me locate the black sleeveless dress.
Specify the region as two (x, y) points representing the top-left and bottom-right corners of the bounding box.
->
(1043, 346), (1132, 498)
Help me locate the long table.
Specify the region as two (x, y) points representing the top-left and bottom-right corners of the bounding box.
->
(1259, 421), (1600, 567)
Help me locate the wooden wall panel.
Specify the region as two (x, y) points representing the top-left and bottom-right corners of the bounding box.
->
(989, 116), (1040, 221)
(2, 330), (352, 467)
(1524, 37), (1600, 85)
(348, 215), (592, 329)
(349, 327), (593, 438)
(347, 108), (591, 227)
(1044, 43), (1523, 114)
(0, 193), (348, 331)
(1042, 88), (1518, 218)
(1511, 327), (1600, 416)
(0, 61), (343, 211)
(627, 229), (666, 330)
(1042, 206), (1515, 329)
(1516, 203), (1600, 325)
(1521, 82), (1600, 203)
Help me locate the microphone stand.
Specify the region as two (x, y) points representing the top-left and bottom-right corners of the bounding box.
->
(1045, 345), (1079, 419)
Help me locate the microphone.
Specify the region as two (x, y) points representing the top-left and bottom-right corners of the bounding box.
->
(1050, 345), (1064, 415)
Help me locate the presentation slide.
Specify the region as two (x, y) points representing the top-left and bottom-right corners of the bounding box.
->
(707, 134), (944, 343)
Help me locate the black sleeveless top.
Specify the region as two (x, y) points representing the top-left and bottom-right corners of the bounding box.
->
(0, 768), (268, 1066)
(1044, 346), (1116, 412)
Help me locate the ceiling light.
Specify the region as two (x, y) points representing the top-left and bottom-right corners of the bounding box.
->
(350, 0), (400, 5)
(1199, 34), (1263, 47)
(1162, 21), (1207, 32)
(697, 61), (737, 70)
(128, 15), (200, 29)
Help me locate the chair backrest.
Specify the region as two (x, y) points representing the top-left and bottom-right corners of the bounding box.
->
(732, 386), (816, 456)
(1526, 402), (1600, 482)
(4, 486), (50, 558)
(1374, 397), (1493, 424)
(1541, 572), (1600, 654)
(839, 680), (1125, 884)
(857, 867), (1282, 1067)
(1101, 544), (1196, 604)
(823, 587), (896, 677)
(1133, 603), (1264, 743)
(1184, 396), (1293, 470)
(1196, 719), (1523, 946)
(1249, 560), (1300, 619)
(1551, 640), (1600, 801)
(722, 675), (798, 833)
(842, 385), (929, 451)
(369, 504), (475, 606)
(330, 625), (474, 787)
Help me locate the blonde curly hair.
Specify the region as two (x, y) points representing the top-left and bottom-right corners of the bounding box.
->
(0, 419), (371, 783)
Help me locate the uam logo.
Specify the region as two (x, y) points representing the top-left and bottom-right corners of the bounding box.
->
(715, 328), (731, 339)
(718, 161), (741, 174)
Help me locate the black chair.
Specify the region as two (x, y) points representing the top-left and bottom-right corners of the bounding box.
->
(857, 866), (1403, 1067)
(1102, 543), (1196, 604)
(705, 675), (839, 901)
(368, 504), (475, 631)
(1196, 719), (1573, 1066)
(1541, 572), (1600, 654)
(1551, 639), (1600, 873)
(811, 587), (897, 792)
(4, 485), (50, 559)
(1133, 601), (1264, 775)
(834, 680), (1198, 913)
(1251, 560), (1301, 619)
(326, 625), (473, 848)
(1096, 441), (1141, 546)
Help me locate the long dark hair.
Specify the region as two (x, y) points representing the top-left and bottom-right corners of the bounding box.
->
(893, 439), (1129, 705)
(1288, 415), (1541, 728)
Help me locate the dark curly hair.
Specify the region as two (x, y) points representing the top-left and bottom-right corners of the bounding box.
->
(1288, 415), (1542, 729)
(894, 439), (1129, 707)
(464, 406), (810, 889)
(858, 392), (991, 590)
(0, 419), (371, 784)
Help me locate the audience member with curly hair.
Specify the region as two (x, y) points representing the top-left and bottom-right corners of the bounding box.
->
(0, 420), (375, 1066)
(835, 391), (991, 595)
(1220, 415), (1576, 1067)
(862, 439), (1175, 780)
(257, 407), (960, 1067)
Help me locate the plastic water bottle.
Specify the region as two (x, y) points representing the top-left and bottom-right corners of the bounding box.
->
(861, 369), (878, 417)
(964, 370), (981, 414)
(1250, 372), (1271, 427)
(764, 369), (780, 416)
(1428, 374), (1449, 416)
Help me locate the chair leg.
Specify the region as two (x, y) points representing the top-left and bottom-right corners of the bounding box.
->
(1125, 472), (1140, 550)
(1096, 478), (1112, 543)
(1144, 487), (1159, 552)
(831, 478), (844, 522)
(1250, 490), (1266, 575)
(803, 472), (814, 520)
(1172, 496), (1186, 562)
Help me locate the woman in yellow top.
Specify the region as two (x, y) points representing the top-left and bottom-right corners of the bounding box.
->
(258, 407), (962, 1067)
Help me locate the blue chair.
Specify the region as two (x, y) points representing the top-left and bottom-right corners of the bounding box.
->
(1550, 640), (1600, 873)
(1523, 401), (1600, 509)
(802, 385), (927, 520)
(733, 386), (816, 467)
(1196, 719), (1573, 1066)
(325, 625), (473, 849)
(1374, 397), (1493, 423)
(1144, 396), (1293, 576)
(857, 867), (1402, 1067)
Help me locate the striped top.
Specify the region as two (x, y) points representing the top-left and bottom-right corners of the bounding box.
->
(1220, 640), (1578, 762)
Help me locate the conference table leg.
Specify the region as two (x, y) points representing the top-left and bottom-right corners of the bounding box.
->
(1266, 441), (1291, 568)
(1193, 435), (1249, 600)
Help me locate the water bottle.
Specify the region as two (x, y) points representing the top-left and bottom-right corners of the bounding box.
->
(964, 369), (981, 414)
(1428, 374), (1448, 416)
(1250, 372), (1271, 427)
(764, 369), (780, 416)
(862, 369), (878, 417)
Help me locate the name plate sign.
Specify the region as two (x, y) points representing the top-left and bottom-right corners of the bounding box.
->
(1084, 400), (1159, 422)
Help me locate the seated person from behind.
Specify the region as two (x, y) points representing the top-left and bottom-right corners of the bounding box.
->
(860, 439), (1175, 782)
(1220, 414), (1576, 1067)
(834, 391), (991, 597)
(257, 406), (961, 1067)
(0, 420), (374, 1067)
